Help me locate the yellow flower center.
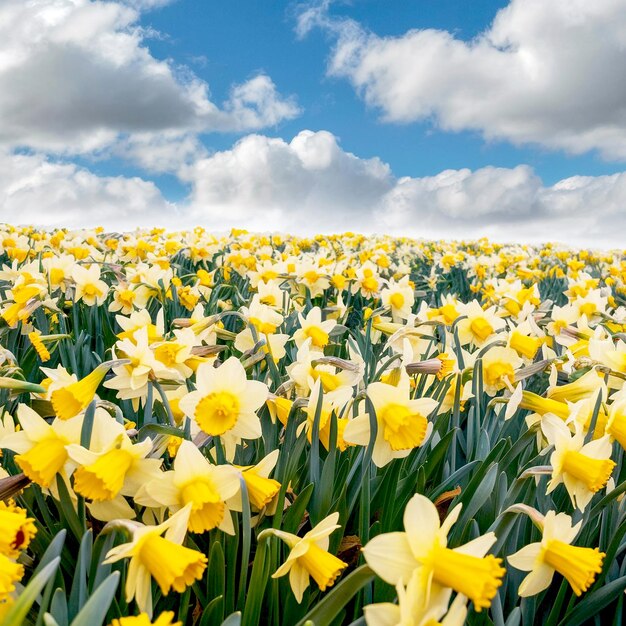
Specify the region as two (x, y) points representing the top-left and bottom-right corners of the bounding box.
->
(180, 478), (225, 533)
(608, 411), (626, 450)
(0, 502), (37, 557)
(379, 403), (428, 451)
(16, 435), (68, 487)
(259, 294), (277, 306)
(429, 543), (505, 612)
(136, 532), (207, 594)
(297, 541), (347, 592)
(439, 304), (459, 324)
(510, 331), (541, 359)
(389, 293), (404, 310)
(561, 450), (615, 492)
(154, 343), (182, 368)
(49, 268), (65, 285)
(483, 361), (515, 390)
(579, 302), (597, 317)
(242, 470), (281, 509)
(305, 326), (329, 348)
(250, 317), (277, 335)
(362, 276), (378, 292)
(470, 317), (494, 342)
(312, 369), (341, 392)
(194, 391), (240, 436)
(83, 283), (100, 297)
(542, 540), (604, 596)
(73, 448), (134, 501)
(51, 366), (107, 420)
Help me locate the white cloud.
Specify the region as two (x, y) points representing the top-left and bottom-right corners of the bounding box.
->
(300, 0), (626, 159)
(181, 130), (626, 247)
(181, 130), (394, 231)
(0, 0), (299, 159)
(2, 131), (626, 247)
(0, 151), (175, 229)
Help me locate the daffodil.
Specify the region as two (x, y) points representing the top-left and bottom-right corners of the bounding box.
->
(381, 276), (415, 322)
(541, 414), (615, 511)
(1, 404), (83, 488)
(508, 510), (604, 596)
(0, 500), (37, 557)
(72, 264), (109, 306)
(51, 361), (118, 420)
(362, 494), (505, 613)
(135, 440), (240, 534)
(456, 300), (505, 347)
(67, 431), (163, 521)
(364, 571), (468, 626)
(228, 449), (281, 512)
(303, 379), (353, 452)
(266, 512), (347, 603)
(481, 345), (523, 396)
(294, 307), (337, 351)
(343, 374), (437, 467)
(104, 504), (207, 616)
(178, 357), (268, 456)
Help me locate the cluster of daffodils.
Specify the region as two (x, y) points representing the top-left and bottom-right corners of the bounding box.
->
(0, 225), (625, 624)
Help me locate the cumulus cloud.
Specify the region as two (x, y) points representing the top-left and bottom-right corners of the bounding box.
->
(0, 0), (299, 159)
(299, 0), (626, 159)
(181, 130), (394, 231)
(181, 130), (626, 247)
(0, 151), (175, 229)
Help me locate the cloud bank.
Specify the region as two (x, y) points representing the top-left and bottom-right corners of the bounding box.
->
(2, 132), (626, 248)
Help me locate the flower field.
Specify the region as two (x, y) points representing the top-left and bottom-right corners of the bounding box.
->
(1, 226), (626, 626)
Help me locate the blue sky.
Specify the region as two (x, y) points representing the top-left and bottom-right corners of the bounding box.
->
(2, 0), (626, 245)
(136, 0), (620, 192)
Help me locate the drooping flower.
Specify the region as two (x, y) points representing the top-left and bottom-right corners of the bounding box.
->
(541, 414), (615, 511)
(266, 512), (347, 603)
(508, 510), (604, 596)
(104, 505), (207, 616)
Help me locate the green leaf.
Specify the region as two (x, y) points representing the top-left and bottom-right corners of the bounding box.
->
(70, 572), (120, 626)
(557, 575), (626, 626)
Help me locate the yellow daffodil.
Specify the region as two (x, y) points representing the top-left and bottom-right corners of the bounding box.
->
(293, 306), (337, 351)
(135, 440), (240, 534)
(508, 510), (604, 596)
(178, 357), (268, 455)
(1, 404), (83, 488)
(50, 361), (118, 420)
(362, 494), (505, 613)
(266, 512), (347, 603)
(0, 553), (24, 600)
(364, 571), (468, 626)
(343, 374), (437, 467)
(104, 504), (207, 616)
(0, 500), (37, 557)
(541, 414), (615, 511)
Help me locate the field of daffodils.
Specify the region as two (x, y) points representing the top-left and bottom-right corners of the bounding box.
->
(1, 225), (626, 626)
